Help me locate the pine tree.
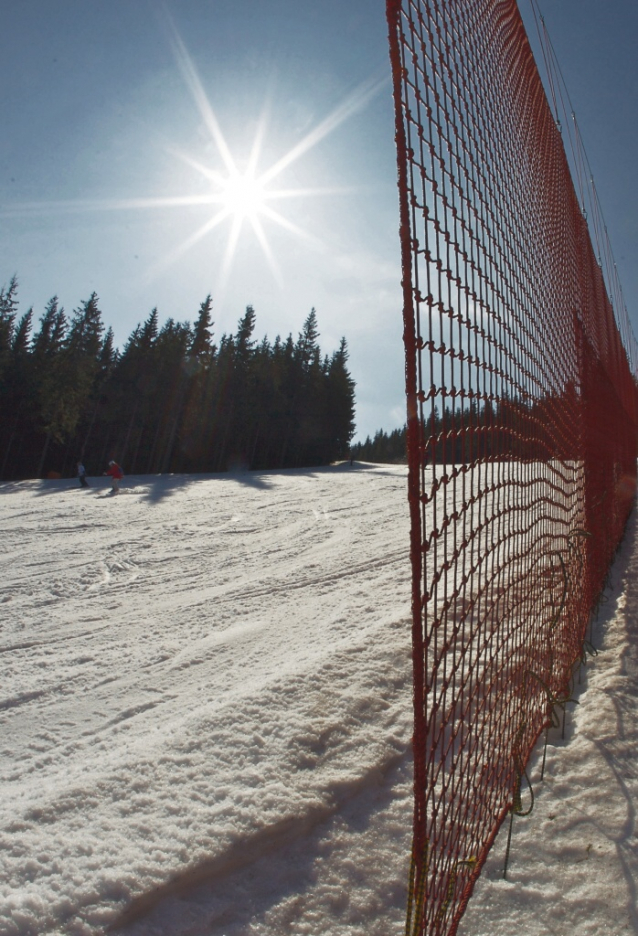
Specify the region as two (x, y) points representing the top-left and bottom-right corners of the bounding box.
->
(326, 337), (356, 460)
(56, 293), (105, 476)
(139, 308), (159, 350)
(294, 309), (326, 465)
(79, 327), (118, 469)
(249, 335), (276, 468)
(150, 319), (192, 472)
(235, 305), (256, 363)
(189, 295), (214, 361)
(67, 292), (104, 360)
(296, 308), (319, 372)
(99, 328), (117, 376)
(278, 333), (298, 467)
(33, 297), (64, 357)
(180, 297), (216, 470)
(34, 298), (69, 476)
(0, 307), (34, 479)
(0, 275), (19, 385)
(110, 308), (161, 472)
(12, 308), (33, 354)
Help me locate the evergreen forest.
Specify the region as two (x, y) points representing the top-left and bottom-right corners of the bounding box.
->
(350, 426), (407, 463)
(0, 276), (356, 481)
(351, 387), (587, 465)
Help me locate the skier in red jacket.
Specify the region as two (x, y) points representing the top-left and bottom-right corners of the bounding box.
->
(104, 460), (124, 494)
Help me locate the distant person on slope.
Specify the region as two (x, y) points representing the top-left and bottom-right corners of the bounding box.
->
(104, 460), (124, 494)
(77, 461), (89, 488)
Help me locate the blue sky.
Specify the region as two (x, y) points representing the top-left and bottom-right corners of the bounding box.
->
(1, 1), (636, 442)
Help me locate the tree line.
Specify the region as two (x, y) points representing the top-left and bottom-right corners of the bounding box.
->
(0, 276), (356, 481)
(351, 426), (407, 463)
(351, 390), (587, 466)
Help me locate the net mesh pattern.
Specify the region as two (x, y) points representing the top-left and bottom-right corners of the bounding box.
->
(386, 1), (637, 932)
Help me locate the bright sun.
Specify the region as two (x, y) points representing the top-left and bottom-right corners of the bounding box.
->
(4, 15), (385, 290)
(158, 17), (385, 286)
(219, 172), (267, 221)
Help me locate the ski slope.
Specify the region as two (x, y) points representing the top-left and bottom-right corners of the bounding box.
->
(0, 466), (414, 934)
(1, 466), (637, 934)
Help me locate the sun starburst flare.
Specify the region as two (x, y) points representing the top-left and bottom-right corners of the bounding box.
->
(1, 11), (388, 290)
(158, 14), (388, 287)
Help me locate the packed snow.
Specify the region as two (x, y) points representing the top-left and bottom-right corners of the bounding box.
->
(0, 465), (636, 935)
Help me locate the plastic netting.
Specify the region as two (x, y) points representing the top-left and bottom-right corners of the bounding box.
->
(386, 1), (638, 933)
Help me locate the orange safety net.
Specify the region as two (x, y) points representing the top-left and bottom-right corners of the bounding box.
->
(386, 1), (637, 933)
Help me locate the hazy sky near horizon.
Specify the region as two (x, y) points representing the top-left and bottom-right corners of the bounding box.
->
(1, 1), (637, 441)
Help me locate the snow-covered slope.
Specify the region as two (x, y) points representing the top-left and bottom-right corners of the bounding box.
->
(458, 505), (638, 936)
(0, 466), (414, 935)
(1, 467), (637, 935)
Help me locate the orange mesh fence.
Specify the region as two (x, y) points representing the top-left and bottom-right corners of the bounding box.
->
(386, 1), (638, 933)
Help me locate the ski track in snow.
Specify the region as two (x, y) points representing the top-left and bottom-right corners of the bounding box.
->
(2, 467), (638, 935)
(0, 466), (414, 935)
